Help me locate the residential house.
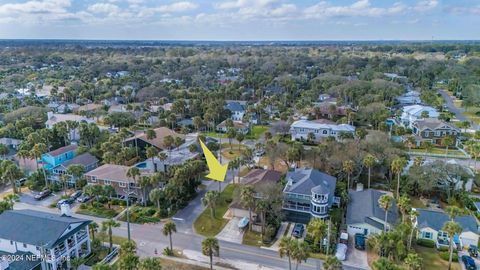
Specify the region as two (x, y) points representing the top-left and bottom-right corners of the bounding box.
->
(225, 101), (246, 122)
(396, 90), (421, 106)
(45, 112), (95, 141)
(415, 208), (479, 249)
(50, 153), (98, 186)
(290, 119), (355, 142)
(400, 105), (439, 128)
(85, 164), (150, 202)
(283, 168), (338, 223)
(230, 169), (283, 219)
(346, 189), (398, 236)
(411, 118), (460, 146)
(312, 103), (349, 119)
(0, 209), (91, 270)
(123, 127), (184, 152)
(0, 138), (23, 150)
(134, 134), (200, 173)
(317, 94), (337, 104)
(216, 120), (249, 134)
(41, 144), (78, 172)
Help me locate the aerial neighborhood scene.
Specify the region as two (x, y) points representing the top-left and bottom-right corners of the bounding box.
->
(0, 1), (480, 270)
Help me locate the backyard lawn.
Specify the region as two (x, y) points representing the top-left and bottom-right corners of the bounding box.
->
(202, 131), (228, 138)
(221, 143), (248, 160)
(415, 246), (461, 270)
(246, 125), (268, 140)
(242, 230), (263, 247)
(193, 184), (237, 237)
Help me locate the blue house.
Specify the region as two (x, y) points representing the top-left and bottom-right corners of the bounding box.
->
(41, 144), (78, 171)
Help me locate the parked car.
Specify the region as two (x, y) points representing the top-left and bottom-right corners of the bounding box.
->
(76, 195), (91, 203)
(339, 232), (348, 244)
(70, 191), (82, 200)
(354, 234), (366, 250)
(462, 255), (477, 270)
(34, 189), (52, 200)
(56, 198), (74, 208)
(292, 223), (305, 238)
(15, 178), (26, 187)
(335, 243), (347, 261)
(469, 245), (478, 258)
(254, 149), (265, 157)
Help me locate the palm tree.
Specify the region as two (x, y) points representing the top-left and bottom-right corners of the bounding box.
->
(236, 132), (245, 151)
(397, 195), (411, 223)
(378, 195), (392, 232)
(92, 263), (113, 270)
(70, 257), (84, 270)
(139, 257), (162, 270)
(163, 221), (177, 253)
(60, 174), (69, 196)
(404, 136), (416, 153)
(240, 185), (256, 231)
(422, 141), (433, 155)
(146, 147), (158, 172)
(1, 161), (23, 194)
(342, 160), (355, 189)
(30, 143), (47, 186)
(291, 240), (309, 270)
(408, 210), (419, 250)
(404, 252), (423, 270)
(391, 157), (407, 198)
(89, 222), (99, 241)
(445, 206), (464, 221)
(201, 237), (219, 270)
(442, 221), (463, 270)
(66, 164), (85, 189)
(306, 218), (327, 253)
(323, 255), (342, 270)
(149, 188), (162, 212)
(363, 154), (376, 189)
(202, 190), (220, 219)
(102, 219), (120, 252)
(278, 236), (295, 270)
(441, 136), (455, 157)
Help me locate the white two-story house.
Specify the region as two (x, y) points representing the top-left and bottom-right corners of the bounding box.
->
(0, 210), (91, 270)
(290, 120), (355, 142)
(225, 101), (246, 122)
(400, 105), (439, 128)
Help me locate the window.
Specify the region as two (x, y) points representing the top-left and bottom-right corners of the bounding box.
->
(119, 182), (126, 188)
(90, 176), (97, 183)
(23, 243), (27, 248)
(104, 180), (111, 185)
(323, 130), (328, 134)
(424, 232), (432, 239)
(10, 240), (13, 245)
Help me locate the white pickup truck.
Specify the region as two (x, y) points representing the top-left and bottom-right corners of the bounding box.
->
(335, 232), (349, 261)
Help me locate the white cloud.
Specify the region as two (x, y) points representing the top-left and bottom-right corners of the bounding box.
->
(413, 0), (438, 12)
(304, 0), (406, 19)
(155, 1), (198, 13)
(87, 3), (120, 14)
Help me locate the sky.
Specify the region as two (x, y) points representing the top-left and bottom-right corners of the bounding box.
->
(0, 0), (478, 40)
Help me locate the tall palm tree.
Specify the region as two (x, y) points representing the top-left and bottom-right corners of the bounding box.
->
(146, 147), (158, 172)
(445, 206), (464, 221)
(278, 236), (296, 270)
(441, 136), (455, 157)
(89, 222), (99, 241)
(397, 195), (411, 223)
(30, 143), (47, 186)
(391, 157), (407, 198)
(1, 161), (23, 194)
(442, 221), (463, 270)
(291, 240), (309, 270)
(342, 160), (355, 189)
(201, 237), (219, 270)
(408, 210), (419, 250)
(363, 154), (376, 189)
(162, 221), (177, 252)
(378, 195), (392, 232)
(202, 190), (220, 219)
(240, 185), (255, 231)
(323, 255), (342, 270)
(102, 219), (120, 252)
(149, 188), (162, 212)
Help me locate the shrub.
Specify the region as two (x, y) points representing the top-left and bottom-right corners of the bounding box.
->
(225, 198), (233, 204)
(437, 246), (449, 252)
(79, 203), (87, 210)
(439, 251), (458, 262)
(162, 247), (174, 256)
(417, 239), (435, 248)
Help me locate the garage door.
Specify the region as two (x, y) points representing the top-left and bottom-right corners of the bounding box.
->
(347, 225), (365, 236)
(461, 236), (478, 248)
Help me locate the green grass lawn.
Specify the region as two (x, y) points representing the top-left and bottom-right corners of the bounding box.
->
(464, 107), (480, 124)
(238, 167), (251, 177)
(97, 232), (130, 246)
(84, 246), (109, 266)
(242, 230), (263, 247)
(117, 206), (162, 224)
(202, 131), (228, 138)
(415, 246), (461, 270)
(246, 125), (269, 140)
(193, 184), (238, 237)
(409, 147), (465, 156)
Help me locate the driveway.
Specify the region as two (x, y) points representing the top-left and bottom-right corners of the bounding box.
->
(19, 190), (60, 207)
(345, 234), (370, 269)
(216, 217), (245, 244)
(458, 250), (480, 270)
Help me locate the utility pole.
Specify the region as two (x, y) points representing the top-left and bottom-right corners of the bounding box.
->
(124, 184), (132, 242)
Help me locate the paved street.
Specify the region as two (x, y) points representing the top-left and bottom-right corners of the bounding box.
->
(438, 88), (479, 129)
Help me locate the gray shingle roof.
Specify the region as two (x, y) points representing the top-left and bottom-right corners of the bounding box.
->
(0, 251), (41, 270)
(225, 101), (245, 112)
(56, 152), (98, 169)
(47, 144), (77, 157)
(416, 208), (479, 232)
(346, 189), (399, 230)
(0, 210), (90, 248)
(284, 168), (337, 205)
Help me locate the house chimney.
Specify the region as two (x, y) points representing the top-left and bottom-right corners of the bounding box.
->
(356, 183), (364, 192)
(60, 203), (72, 217)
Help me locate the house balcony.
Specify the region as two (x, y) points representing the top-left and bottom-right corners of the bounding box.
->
(283, 202), (311, 213)
(77, 232), (88, 242)
(54, 247), (66, 257)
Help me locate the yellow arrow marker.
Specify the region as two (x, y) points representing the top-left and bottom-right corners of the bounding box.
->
(199, 140), (228, 182)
